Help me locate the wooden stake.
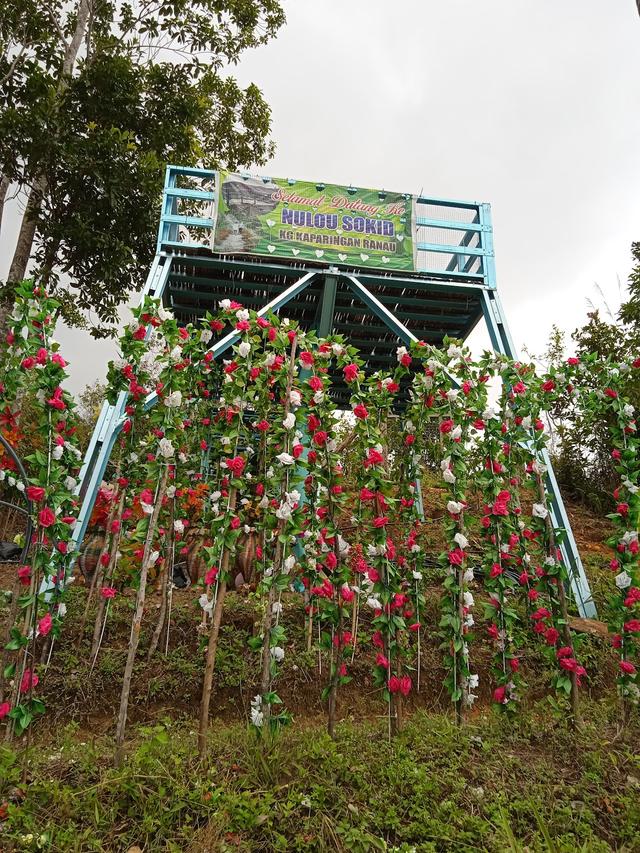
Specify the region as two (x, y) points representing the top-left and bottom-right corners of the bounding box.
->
(114, 467), (168, 767)
(197, 487), (237, 760)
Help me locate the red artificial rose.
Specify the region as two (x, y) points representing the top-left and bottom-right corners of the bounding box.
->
(343, 363), (359, 382)
(493, 685), (507, 704)
(544, 627), (560, 645)
(353, 403), (369, 420)
(38, 507), (56, 528)
(448, 548), (464, 566)
(20, 670), (39, 694)
(226, 456), (245, 477)
(619, 660), (637, 676)
(312, 431), (328, 447)
(38, 613), (53, 637)
(26, 486), (46, 502)
(325, 552), (338, 570)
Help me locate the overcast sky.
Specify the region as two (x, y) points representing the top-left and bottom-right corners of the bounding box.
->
(2, 0), (639, 392)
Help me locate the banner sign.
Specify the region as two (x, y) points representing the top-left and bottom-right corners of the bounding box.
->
(212, 171), (415, 273)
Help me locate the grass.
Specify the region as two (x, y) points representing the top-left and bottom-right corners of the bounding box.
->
(1, 701), (639, 852)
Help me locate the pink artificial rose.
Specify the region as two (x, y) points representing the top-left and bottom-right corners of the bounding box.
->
(20, 669), (39, 694)
(343, 364), (359, 382)
(38, 613), (53, 637)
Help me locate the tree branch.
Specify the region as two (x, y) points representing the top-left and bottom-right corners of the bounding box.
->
(43, 3), (69, 47)
(0, 46), (27, 88)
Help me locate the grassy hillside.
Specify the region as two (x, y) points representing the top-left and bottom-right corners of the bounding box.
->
(0, 499), (638, 851)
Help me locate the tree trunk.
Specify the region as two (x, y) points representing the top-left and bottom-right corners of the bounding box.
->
(0, 172), (10, 236)
(7, 175), (46, 284)
(6, 0), (93, 286)
(114, 467), (168, 767)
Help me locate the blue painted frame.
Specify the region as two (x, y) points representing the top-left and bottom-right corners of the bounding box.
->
(69, 166), (596, 617)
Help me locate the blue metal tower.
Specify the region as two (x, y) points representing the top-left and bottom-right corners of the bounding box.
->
(73, 165), (596, 617)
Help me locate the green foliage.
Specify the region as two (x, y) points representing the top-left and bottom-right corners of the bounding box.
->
(546, 306), (640, 512)
(0, 0), (285, 335)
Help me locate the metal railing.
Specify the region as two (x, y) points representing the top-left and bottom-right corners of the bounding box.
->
(156, 165), (496, 288)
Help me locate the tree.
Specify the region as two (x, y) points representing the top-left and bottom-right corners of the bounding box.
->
(544, 255), (640, 510)
(0, 0), (285, 335)
(619, 242), (640, 329)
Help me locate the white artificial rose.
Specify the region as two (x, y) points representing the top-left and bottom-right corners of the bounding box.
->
(282, 412), (296, 430)
(158, 437), (174, 458)
(454, 532), (469, 549)
(532, 503), (548, 519)
(276, 452), (295, 466)
(199, 594), (214, 613)
(238, 341), (251, 358)
(164, 390), (182, 408)
(615, 571), (632, 589)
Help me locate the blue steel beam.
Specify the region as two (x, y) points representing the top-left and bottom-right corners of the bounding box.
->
(416, 217), (483, 232)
